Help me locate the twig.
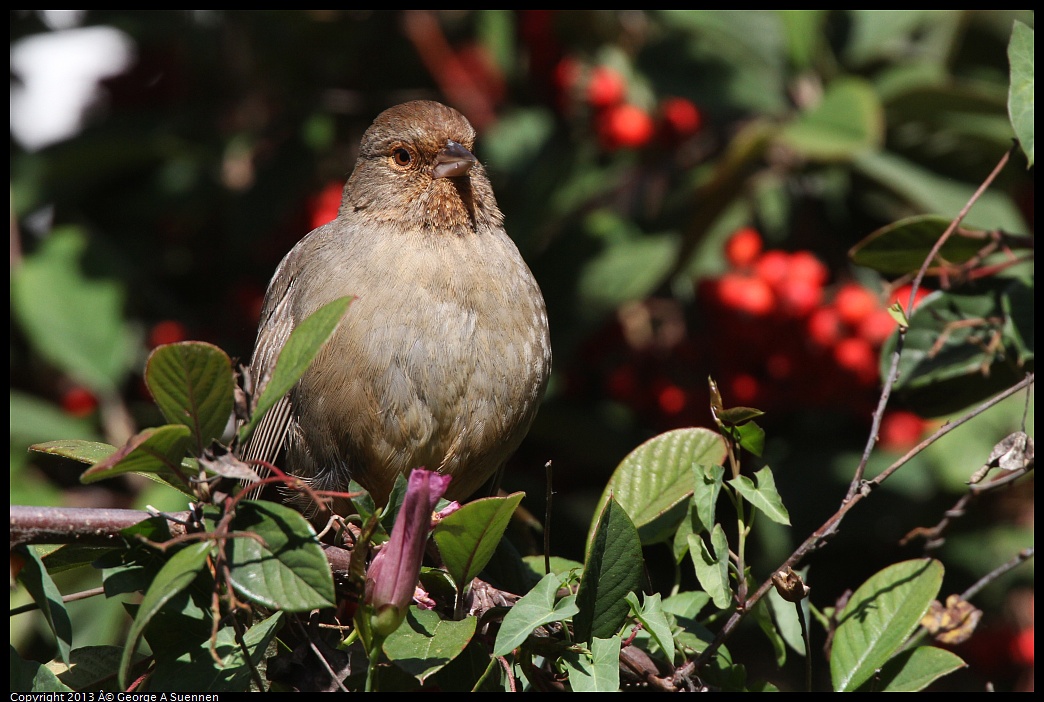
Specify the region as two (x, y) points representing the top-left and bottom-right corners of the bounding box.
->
(681, 372), (1034, 677)
(845, 143), (1017, 500)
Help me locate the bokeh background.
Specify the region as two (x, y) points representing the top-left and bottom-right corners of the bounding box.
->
(11, 10), (1033, 691)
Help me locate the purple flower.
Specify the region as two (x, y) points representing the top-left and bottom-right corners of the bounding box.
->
(365, 469), (451, 635)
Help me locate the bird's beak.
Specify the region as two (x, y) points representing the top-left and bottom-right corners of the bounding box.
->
(433, 140), (477, 179)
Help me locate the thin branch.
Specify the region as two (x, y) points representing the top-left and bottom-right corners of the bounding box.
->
(9, 505), (190, 548)
(845, 142), (1017, 500)
(681, 372), (1034, 677)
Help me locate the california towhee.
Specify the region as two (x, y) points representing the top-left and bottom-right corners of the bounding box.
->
(244, 100), (551, 512)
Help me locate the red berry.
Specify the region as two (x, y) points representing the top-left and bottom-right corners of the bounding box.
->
(660, 96), (702, 139)
(729, 373), (759, 404)
(62, 387), (98, 417)
(776, 277), (822, 318)
(786, 251), (829, 288)
(658, 384), (687, 415)
(1012, 627), (1033, 666)
(716, 273), (775, 316)
(308, 181), (343, 229)
(834, 283), (879, 327)
(148, 320), (187, 349)
(833, 337), (878, 386)
(724, 227), (763, 269)
(858, 309), (897, 346)
(807, 306), (842, 348)
(879, 409), (926, 452)
(753, 250), (791, 288)
(586, 66), (626, 109)
(597, 103), (654, 150)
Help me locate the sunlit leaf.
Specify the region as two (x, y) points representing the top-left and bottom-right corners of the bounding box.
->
(831, 559), (943, 692)
(574, 496), (643, 643)
(145, 342), (235, 453)
(592, 428), (727, 545)
(1007, 21), (1034, 167)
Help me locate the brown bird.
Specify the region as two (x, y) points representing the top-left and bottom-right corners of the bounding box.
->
(244, 100), (551, 513)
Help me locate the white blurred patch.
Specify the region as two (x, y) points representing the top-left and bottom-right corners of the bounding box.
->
(10, 24), (136, 151)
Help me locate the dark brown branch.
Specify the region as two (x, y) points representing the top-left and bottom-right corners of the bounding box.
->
(9, 505), (191, 549)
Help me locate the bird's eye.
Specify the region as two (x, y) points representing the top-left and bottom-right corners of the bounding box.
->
(391, 147), (413, 168)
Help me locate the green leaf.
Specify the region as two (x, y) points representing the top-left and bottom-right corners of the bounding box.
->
(492, 572), (579, 657)
(887, 301), (910, 327)
(15, 545), (73, 666)
(692, 463), (725, 535)
(779, 77), (883, 161)
(10, 227), (139, 392)
(10, 647), (73, 693)
(1007, 21), (1034, 167)
(883, 282), (1033, 417)
(716, 405), (765, 425)
(433, 492), (525, 593)
(779, 10), (827, 71)
(119, 540), (213, 690)
(592, 428), (728, 545)
(239, 295), (353, 443)
(11, 390), (100, 446)
(145, 341), (235, 453)
(854, 150), (1028, 232)
(522, 554), (584, 579)
(226, 500), (335, 612)
(862, 645), (967, 692)
(147, 610), (285, 692)
(48, 645), (131, 691)
(727, 466), (791, 525)
(577, 223), (680, 319)
(563, 636), (622, 692)
(383, 608), (477, 683)
(574, 496), (644, 643)
(80, 424), (193, 486)
(752, 596), (788, 667)
(830, 558), (944, 692)
(688, 525), (732, 610)
(626, 591), (676, 664)
(29, 439), (118, 465)
(848, 214), (991, 276)
(731, 420), (765, 457)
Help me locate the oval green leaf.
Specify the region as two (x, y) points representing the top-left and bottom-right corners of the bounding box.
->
(30, 439), (118, 465)
(145, 341), (235, 453)
(239, 295), (353, 443)
(849, 214), (989, 276)
(80, 425), (192, 485)
(574, 496), (643, 644)
(433, 491), (525, 593)
(383, 608), (477, 683)
(119, 540), (212, 690)
(226, 500), (335, 612)
(861, 645), (967, 692)
(592, 428), (728, 546)
(831, 558), (943, 692)
(779, 77), (883, 161)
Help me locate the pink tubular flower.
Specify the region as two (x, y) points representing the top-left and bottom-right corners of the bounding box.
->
(364, 469), (452, 635)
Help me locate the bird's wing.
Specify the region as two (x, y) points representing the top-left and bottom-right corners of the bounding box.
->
(240, 269), (300, 497)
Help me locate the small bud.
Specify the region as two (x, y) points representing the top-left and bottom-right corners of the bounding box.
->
(771, 566), (810, 603)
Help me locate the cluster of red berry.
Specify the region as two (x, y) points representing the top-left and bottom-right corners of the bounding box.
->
(568, 227), (933, 452)
(553, 59), (703, 151)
